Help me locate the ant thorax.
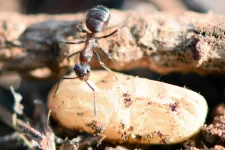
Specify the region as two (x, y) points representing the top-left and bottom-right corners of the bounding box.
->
(79, 37), (96, 64)
(79, 49), (93, 64)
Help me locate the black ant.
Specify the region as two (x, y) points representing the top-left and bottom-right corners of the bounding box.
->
(54, 5), (124, 116)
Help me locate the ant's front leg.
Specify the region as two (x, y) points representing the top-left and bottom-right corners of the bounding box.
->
(54, 76), (79, 96)
(94, 52), (118, 80)
(61, 41), (84, 61)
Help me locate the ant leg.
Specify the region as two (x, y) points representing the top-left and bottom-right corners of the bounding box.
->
(67, 50), (81, 60)
(97, 24), (125, 39)
(61, 41), (84, 60)
(54, 76), (79, 96)
(85, 80), (96, 116)
(96, 46), (117, 61)
(97, 135), (106, 147)
(77, 27), (89, 34)
(76, 23), (89, 34)
(61, 41), (85, 45)
(6, 40), (22, 47)
(94, 52), (118, 80)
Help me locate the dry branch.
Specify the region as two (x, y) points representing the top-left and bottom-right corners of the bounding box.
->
(0, 10), (225, 79)
(0, 104), (55, 150)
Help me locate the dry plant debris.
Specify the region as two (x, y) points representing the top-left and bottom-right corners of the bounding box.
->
(0, 94), (55, 150)
(48, 70), (208, 144)
(202, 114), (225, 145)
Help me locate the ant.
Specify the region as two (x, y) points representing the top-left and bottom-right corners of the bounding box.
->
(54, 5), (124, 116)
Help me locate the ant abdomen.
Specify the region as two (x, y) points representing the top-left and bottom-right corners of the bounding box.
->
(86, 5), (110, 33)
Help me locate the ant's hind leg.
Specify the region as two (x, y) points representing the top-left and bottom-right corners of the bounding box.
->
(97, 24), (125, 39)
(97, 47), (117, 61)
(76, 23), (89, 34)
(94, 52), (118, 80)
(54, 76), (79, 96)
(85, 80), (96, 116)
(6, 40), (22, 47)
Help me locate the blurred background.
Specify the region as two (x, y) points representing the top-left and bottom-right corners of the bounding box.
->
(0, 0), (225, 149)
(0, 0), (225, 14)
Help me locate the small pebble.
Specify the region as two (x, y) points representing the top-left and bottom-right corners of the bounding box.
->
(48, 71), (208, 144)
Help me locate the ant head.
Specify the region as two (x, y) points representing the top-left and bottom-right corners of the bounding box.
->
(74, 63), (91, 80)
(86, 5), (110, 33)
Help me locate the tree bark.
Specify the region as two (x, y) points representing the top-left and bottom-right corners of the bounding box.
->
(0, 10), (225, 79)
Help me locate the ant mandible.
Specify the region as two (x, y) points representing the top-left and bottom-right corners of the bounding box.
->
(54, 5), (124, 116)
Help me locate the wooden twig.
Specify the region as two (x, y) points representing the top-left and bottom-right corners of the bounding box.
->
(33, 100), (56, 150)
(0, 132), (19, 143)
(0, 104), (55, 150)
(0, 11), (225, 78)
(150, 0), (187, 11)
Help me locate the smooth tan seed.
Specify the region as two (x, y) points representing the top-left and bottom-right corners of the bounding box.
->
(48, 71), (208, 144)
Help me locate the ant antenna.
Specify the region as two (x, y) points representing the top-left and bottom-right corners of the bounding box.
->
(54, 75), (97, 116)
(157, 75), (162, 81)
(85, 81), (96, 116)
